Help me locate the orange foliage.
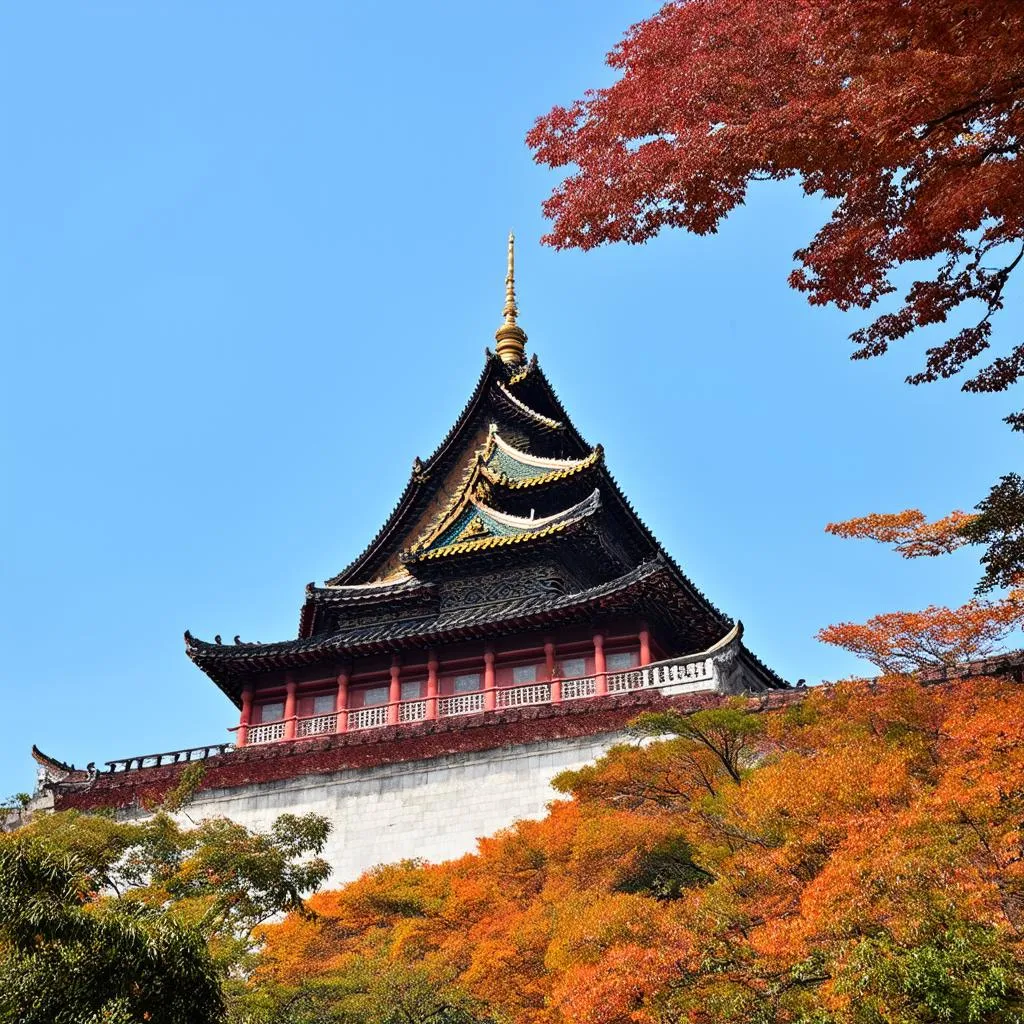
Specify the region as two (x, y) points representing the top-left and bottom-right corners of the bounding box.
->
(818, 594), (1024, 673)
(821, 505), (1023, 674)
(254, 682), (1024, 1023)
(825, 509), (976, 558)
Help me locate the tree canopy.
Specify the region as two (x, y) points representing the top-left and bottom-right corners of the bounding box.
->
(0, 800), (332, 1024)
(249, 683), (1024, 1024)
(528, 1), (1024, 430)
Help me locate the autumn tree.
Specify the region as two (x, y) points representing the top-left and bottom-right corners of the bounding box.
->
(819, 502), (1024, 672)
(253, 681), (1024, 1024)
(528, 1), (1024, 431)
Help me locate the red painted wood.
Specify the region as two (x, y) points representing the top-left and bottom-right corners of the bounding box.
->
(594, 632), (607, 696)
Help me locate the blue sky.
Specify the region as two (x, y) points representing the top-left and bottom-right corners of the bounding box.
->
(1, 2), (1019, 796)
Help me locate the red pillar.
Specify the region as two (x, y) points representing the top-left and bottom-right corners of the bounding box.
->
(484, 646), (496, 711)
(594, 632), (607, 696)
(639, 621), (652, 667)
(283, 676), (297, 740)
(426, 650), (439, 720)
(388, 655), (401, 725)
(545, 639), (561, 704)
(335, 666), (349, 733)
(237, 686), (253, 747)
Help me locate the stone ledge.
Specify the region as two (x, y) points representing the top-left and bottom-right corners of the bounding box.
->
(54, 689), (801, 813)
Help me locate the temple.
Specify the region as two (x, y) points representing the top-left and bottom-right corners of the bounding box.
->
(28, 236), (785, 878)
(185, 233), (781, 745)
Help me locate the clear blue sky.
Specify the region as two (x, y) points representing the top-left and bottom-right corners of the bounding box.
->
(1, 2), (1019, 796)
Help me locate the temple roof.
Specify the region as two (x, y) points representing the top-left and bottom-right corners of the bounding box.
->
(185, 237), (780, 700)
(187, 558), (737, 701)
(320, 352), (593, 587)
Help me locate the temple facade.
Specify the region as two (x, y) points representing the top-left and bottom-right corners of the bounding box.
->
(31, 236), (786, 880)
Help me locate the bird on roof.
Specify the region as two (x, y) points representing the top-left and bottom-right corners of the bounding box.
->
(214, 635), (222, 645)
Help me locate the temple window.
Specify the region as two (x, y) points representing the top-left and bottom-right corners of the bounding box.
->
(560, 657), (587, 678)
(512, 664), (540, 684)
(453, 672), (481, 693)
(607, 651), (640, 671)
(297, 693), (336, 717)
(258, 701), (285, 723)
(401, 680), (424, 700)
(362, 685), (389, 706)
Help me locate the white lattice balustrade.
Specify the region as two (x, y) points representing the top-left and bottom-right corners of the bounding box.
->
(607, 670), (645, 693)
(247, 722), (285, 745)
(439, 692), (485, 717)
(497, 683), (551, 708)
(237, 653), (724, 745)
(297, 713), (337, 737)
(561, 677), (597, 700)
(348, 706), (389, 731)
(399, 700), (428, 723)
(646, 659), (713, 687)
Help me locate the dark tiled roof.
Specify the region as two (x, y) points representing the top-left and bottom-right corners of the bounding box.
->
(324, 354), (591, 585)
(188, 560), (678, 699)
(187, 347), (784, 699)
(306, 575), (435, 605)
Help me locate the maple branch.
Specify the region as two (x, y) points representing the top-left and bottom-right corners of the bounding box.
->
(918, 81), (1024, 139)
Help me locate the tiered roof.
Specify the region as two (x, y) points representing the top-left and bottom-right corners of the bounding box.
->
(186, 235), (782, 701)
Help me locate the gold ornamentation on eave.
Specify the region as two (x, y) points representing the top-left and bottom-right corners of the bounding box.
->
(454, 516), (488, 542)
(490, 445), (604, 490)
(492, 381), (562, 430)
(409, 517), (577, 562)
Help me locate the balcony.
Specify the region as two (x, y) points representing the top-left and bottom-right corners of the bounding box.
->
(238, 651), (719, 747)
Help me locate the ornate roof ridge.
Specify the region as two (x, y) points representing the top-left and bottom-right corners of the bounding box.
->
(307, 575), (434, 603)
(406, 489), (602, 563)
(405, 453), (492, 556)
(31, 744), (78, 773)
(489, 430), (594, 470)
(472, 487), (600, 531)
(491, 380), (564, 431)
(405, 428), (603, 561)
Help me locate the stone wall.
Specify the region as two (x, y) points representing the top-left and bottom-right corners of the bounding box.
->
(171, 730), (629, 883)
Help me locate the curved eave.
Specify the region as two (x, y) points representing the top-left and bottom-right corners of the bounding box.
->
(524, 356), (591, 450)
(491, 381), (564, 431)
(185, 560), (670, 701)
(407, 490), (602, 563)
(300, 575), (438, 638)
(591, 460), (734, 634)
(488, 446), (603, 490)
(307, 575), (434, 606)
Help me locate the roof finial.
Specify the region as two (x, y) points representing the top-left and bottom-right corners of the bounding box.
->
(495, 231), (527, 365)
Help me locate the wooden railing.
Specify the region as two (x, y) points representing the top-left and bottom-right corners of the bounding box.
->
(99, 652), (724, 769)
(106, 742), (233, 773)
(238, 652), (720, 746)
(85, 642), (740, 775)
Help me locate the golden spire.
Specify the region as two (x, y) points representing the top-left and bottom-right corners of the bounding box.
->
(494, 231), (527, 365)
